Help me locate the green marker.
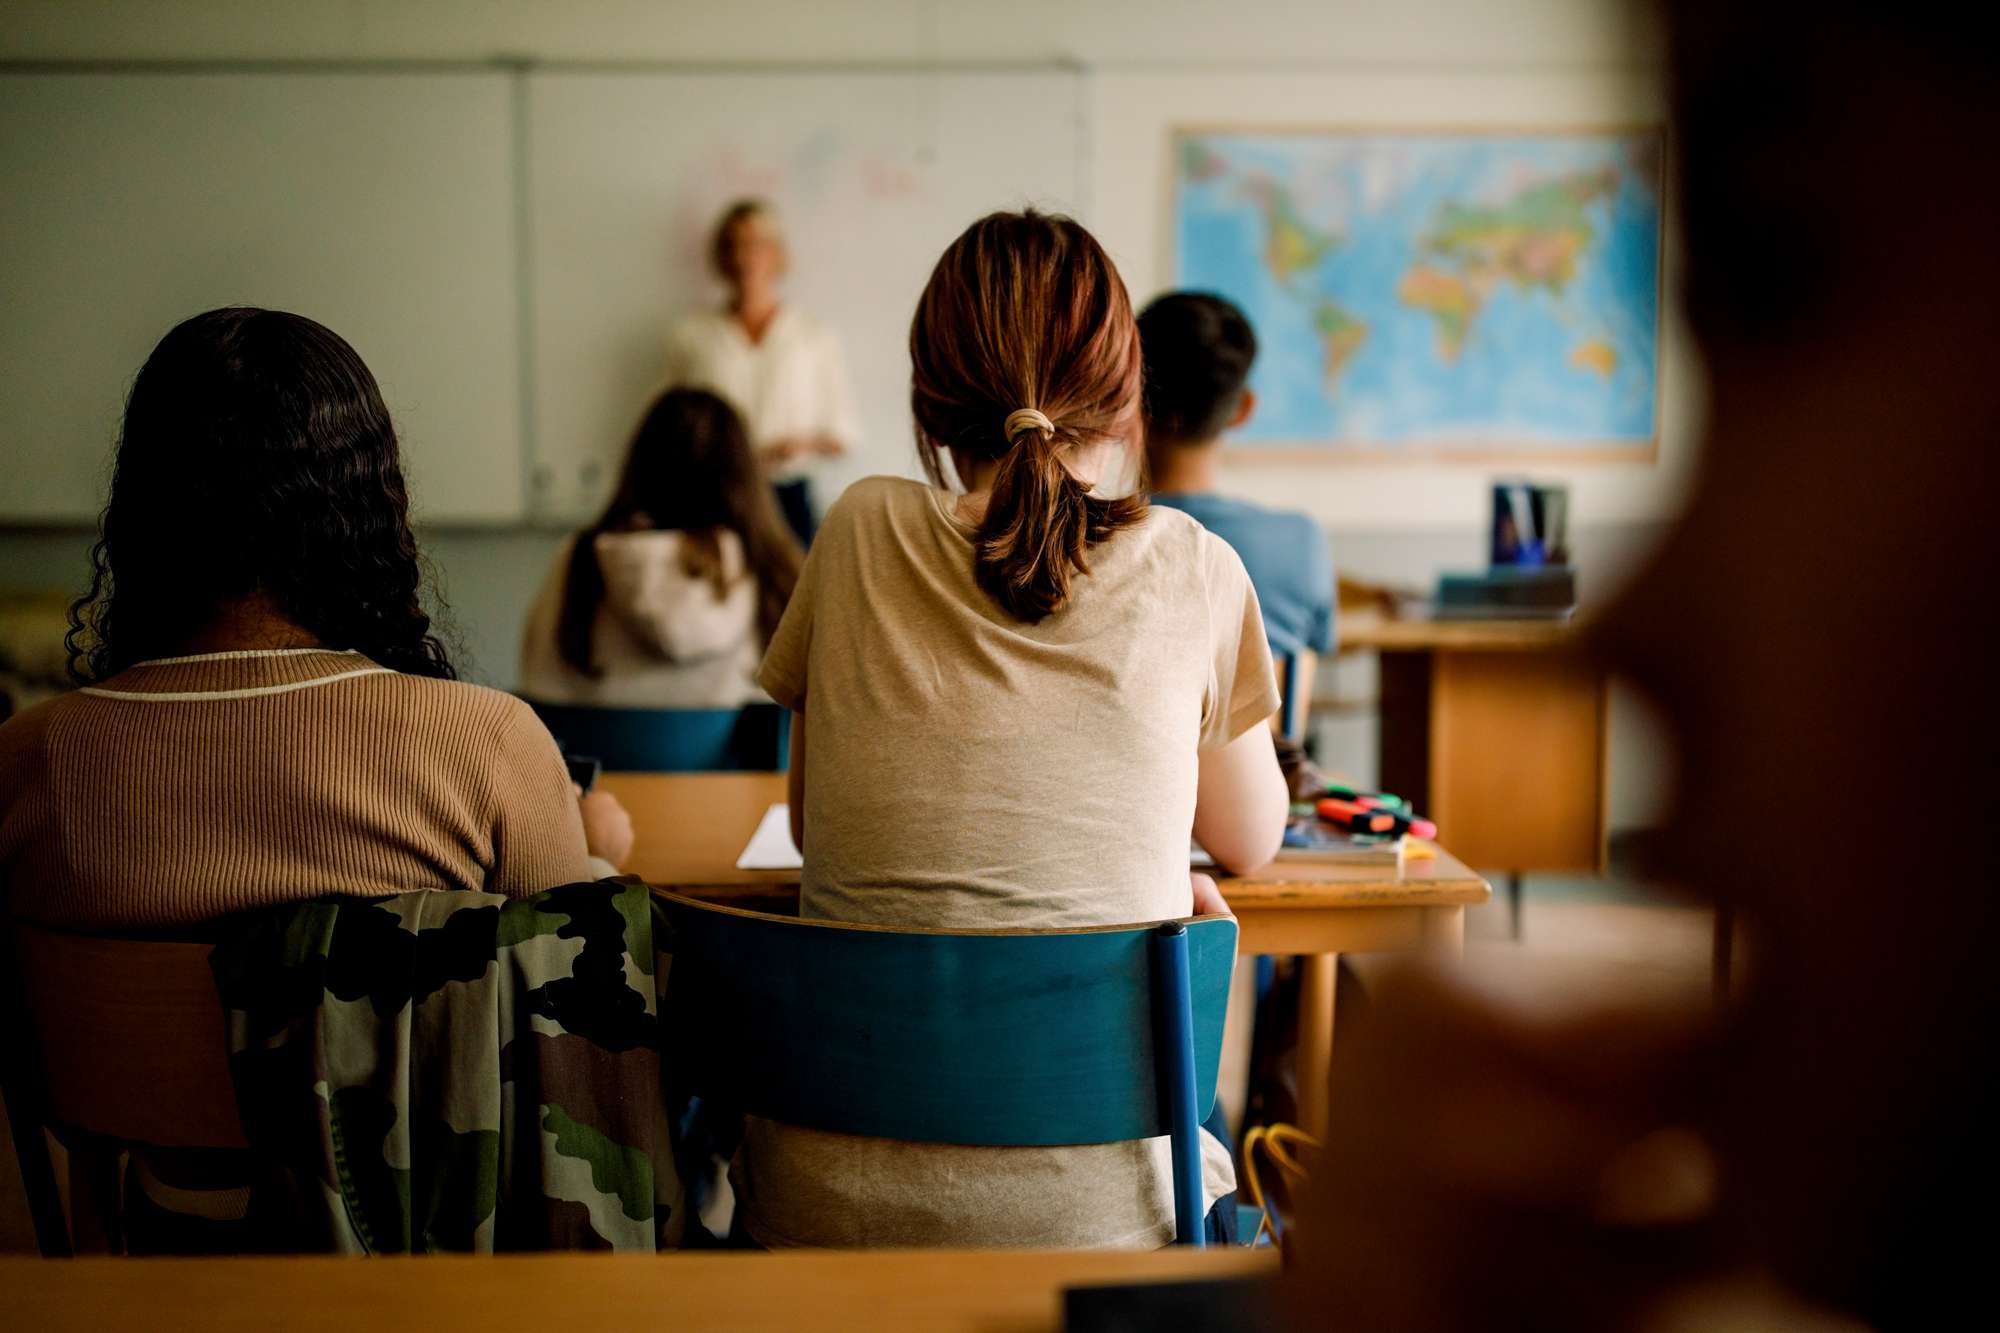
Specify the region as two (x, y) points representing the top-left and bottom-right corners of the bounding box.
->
(1323, 783), (1408, 812)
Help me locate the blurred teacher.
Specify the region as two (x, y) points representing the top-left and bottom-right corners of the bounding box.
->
(664, 199), (858, 547)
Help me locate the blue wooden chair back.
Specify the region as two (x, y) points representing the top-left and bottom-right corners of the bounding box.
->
(1276, 653), (1305, 742)
(525, 700), (788, 773)
(654, 890), (1237, 1244)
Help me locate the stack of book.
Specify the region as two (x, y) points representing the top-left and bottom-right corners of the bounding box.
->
(1433, 565), (1578, 620)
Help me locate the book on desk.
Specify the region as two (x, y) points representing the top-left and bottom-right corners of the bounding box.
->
(1433, 565), (1578, 621)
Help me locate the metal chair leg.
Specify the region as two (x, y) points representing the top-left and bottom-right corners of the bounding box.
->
(1151, 922), (1206, 1247)
(2, 1097), (71, 1256)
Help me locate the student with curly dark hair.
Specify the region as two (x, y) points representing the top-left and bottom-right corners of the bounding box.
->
(0, 307), (626, 932)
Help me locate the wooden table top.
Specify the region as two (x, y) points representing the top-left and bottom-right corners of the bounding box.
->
(601, 772), (1489, 911)
(0, 1248), (1278, 1332)
(1339, 609), (1590, 653)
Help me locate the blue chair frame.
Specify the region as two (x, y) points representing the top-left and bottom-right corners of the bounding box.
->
(654, 890), (1237, 1245)
(525, 700), (789, 773)
(1276, 653), (1305, 743)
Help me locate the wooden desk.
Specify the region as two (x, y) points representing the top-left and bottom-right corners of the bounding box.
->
(1340, 610), (1609, 934)
(1, 1248), (1277, 1332)
(602, 772), (1489, 1137)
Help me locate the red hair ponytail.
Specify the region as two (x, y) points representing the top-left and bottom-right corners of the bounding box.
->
(910, 210), (1146, 622)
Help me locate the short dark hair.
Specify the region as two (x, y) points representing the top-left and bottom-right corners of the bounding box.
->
(1137, 292), (1257, 449)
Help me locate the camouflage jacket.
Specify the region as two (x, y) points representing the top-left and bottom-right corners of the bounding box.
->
(209, 878), (682, 1252)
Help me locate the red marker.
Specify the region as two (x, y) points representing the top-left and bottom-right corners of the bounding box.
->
(1317, 797), (1437, 841)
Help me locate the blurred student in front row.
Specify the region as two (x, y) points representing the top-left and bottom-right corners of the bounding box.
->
(740, 210), (1289, 1249)
(1140, 292), (1336, 674)
(520, 387), (802, 709)
(0, 307), (632, 936)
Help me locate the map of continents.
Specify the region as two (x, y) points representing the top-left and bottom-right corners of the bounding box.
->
(1173, 132), (1663, 453)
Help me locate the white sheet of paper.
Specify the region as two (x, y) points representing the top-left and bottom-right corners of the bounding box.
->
(735, 802), (803, 871)
(736, 808), (1212, 873)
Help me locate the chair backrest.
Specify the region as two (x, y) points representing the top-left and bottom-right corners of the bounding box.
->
(655, 890), (1236, 1147)
(8, 923), (246, 1151)
(1275, 650), (1326, 745)
(526, 700), (788, 773)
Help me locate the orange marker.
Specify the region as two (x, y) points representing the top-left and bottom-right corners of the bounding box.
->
(1317, 797), (1437, 841)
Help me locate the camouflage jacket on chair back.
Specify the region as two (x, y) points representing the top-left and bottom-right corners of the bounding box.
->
(209, 878), (680, 1252)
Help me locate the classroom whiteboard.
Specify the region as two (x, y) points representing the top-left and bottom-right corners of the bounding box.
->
(524, 69), (1088, 522)
(0, 71), (522, 524)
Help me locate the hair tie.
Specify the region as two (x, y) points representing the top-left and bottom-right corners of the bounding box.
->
(1004, 408), (1055, 443)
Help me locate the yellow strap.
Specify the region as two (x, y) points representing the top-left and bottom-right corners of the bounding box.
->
(1240, 1122), (1322, 1247)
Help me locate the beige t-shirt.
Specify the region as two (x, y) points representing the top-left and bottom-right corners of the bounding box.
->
(739, 475), (1279, 1249)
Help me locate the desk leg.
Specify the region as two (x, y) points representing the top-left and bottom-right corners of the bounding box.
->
(1421, 905), (1466, 957)
(1297, 954), (1338, 1141)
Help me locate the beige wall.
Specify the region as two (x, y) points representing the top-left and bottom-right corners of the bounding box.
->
(3, 1), (1680, 534)
(3, 1), (1658, 67)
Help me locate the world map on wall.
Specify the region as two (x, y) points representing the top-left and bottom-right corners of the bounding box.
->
(1172, 131), (1663, 454)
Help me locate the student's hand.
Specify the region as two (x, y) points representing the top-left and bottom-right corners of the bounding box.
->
(577, 788), (635, 871)
(1190, 871), (1234, 918)
(809, 434), (848, 458)
(762, 437), (811, 465)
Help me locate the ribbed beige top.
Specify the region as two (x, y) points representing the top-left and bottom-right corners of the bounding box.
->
(0, 648), (592, 929)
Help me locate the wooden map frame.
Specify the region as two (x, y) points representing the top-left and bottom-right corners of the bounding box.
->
(1164, 123), (1668, 465)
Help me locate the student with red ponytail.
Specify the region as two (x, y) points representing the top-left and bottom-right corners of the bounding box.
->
(741, 209), (1288, 1249)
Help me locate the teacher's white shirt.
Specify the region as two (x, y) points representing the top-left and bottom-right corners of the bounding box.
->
(664, 306), (860, 483)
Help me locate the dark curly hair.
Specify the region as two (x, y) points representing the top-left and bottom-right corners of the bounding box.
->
(66, 307), (455, 684)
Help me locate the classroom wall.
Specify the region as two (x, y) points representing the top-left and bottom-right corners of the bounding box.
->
(0, 0), (1678, 831)
(1093, 66), (1698, 531)
(3, 1), (1660, 67)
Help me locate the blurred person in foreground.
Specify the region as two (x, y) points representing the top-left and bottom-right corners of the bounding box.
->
(1284, 3), (1999, 1329)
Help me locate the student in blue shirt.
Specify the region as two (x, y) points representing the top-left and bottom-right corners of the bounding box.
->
(1140, 292), (1345, 1134)
(1138, 293), (1336, 666)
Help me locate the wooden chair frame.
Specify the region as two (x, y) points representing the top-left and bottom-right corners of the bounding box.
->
(2, 922), (244, 1256)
